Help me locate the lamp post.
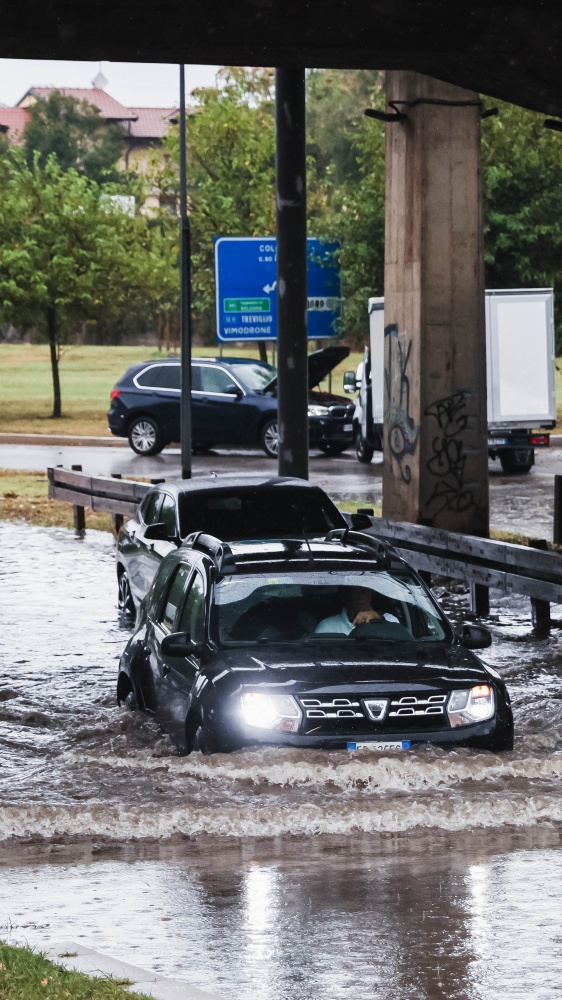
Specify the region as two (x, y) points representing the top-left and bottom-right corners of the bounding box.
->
(179, 63), (192, 479)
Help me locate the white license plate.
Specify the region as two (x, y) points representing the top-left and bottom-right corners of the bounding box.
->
(488, 437), (509, 446)
(347, 740), (411, 751)
(343, 423), (353, 432)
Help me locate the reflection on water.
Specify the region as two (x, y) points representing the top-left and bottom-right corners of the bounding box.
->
(2, 832), (562, 1000)
(2, 521), (562, 998)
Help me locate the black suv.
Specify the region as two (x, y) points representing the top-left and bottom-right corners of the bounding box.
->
(116, 474), (347, 614)
(107, 347), (355, 457)
(117, 529), (514, 755)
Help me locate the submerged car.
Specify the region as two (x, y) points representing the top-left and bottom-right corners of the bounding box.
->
(117, 529), (514, 754)
(116, 475), (348, 615)
(107, 346), (355, 457)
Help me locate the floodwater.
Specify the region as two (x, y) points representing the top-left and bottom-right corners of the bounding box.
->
(2, 521), (562, 998)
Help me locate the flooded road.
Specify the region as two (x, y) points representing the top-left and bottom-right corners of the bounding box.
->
(2, 521), (562, 997)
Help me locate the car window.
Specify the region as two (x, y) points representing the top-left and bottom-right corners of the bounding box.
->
(233, 362), (277, 391)
(160, 494), (177, 536)
(135, 364), (180, 390)
(160, 565), (192, 630)
(178, 486), (344, 539)
(191, 366), (202, 391)
(177, 572), (206, 643)
(213, 570), (450, 644)
(198, 365), (239, 394)
(140, 491), (163, 526)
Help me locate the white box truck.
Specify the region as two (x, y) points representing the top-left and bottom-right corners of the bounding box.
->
(346, 288), (557, 474)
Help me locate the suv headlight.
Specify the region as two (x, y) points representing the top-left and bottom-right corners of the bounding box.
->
(307, 405), (330, 417)
(447, 685), (495, 727)
(240, 692), (302, 733)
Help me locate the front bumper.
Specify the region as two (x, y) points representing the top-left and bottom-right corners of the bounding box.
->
(308, 418), (354, 446)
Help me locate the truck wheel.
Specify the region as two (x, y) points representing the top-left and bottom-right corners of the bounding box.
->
(500, 448), (534, 475)
(355, 428), (374, 464)
(128, 416), (163, 456)
(261, 419), (279, 458)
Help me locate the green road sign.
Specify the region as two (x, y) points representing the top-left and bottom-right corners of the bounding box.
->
(223, 297), (271, 313)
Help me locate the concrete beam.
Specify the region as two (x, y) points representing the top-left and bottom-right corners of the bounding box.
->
(383, 71), (489, 536)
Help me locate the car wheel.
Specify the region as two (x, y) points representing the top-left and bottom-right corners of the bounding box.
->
(318, 443), (348, 456)
(499, 448), (534, 475)
(124, 690), (137, 711)
(355, 428), (374, 464)
(261, 419), (279, 459)
(128, 416), (163, 456)
(117, 571), (135, 618)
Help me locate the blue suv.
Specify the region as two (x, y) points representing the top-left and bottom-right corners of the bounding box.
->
(108, 347), (354, 457)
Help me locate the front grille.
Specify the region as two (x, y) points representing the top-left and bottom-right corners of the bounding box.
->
(328, 405), (353, 419)
(298, 691), (450, 736)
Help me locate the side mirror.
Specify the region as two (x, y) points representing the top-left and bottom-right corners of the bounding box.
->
(351, 512), (373, 530)
(225, 383), (243, 398)
(161, 631), (203, 657)
(343, 371), (357, 394)
(460, 624), (492, 650)
(144, 521), (171, 541)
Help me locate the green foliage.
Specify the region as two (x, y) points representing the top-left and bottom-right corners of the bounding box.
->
(24, 90), (125, 184)
(482, 101), (562, 350)
(153, 68), (276, 340)
(0, 149), (175, 413)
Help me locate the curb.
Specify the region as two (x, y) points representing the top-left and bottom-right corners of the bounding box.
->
(0, 433), (128, 447)
(46, 942), (225, 1000)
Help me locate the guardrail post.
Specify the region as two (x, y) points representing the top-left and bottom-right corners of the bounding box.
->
(529, 538), (551, 629)
(111, 474), (124, 535)
(71, 465), (86, 539)
(554, 475), (562, 546)
(470, 584), (489, 617)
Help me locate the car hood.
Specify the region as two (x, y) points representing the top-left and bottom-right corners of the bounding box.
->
(212, 640), (495, 690)
(264, 346), (350, 392)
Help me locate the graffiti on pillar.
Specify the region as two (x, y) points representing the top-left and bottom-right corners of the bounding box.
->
(424, 390), (475, 513)
(384, 323), (419, 484)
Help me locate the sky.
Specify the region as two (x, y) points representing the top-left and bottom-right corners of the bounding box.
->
(0, 60), (221, 108)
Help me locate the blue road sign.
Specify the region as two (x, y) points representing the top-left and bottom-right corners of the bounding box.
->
(214, 236), (341, 342)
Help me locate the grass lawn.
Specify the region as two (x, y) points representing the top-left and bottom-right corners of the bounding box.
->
(0, 941), (152, 1000)
(0, 343), (363, 437)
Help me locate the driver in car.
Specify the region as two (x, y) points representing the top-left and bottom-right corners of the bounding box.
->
(315, 586), (398, 635)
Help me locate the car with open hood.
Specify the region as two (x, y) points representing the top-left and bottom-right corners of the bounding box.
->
(107, 346), (354, 457)
(117, 529), (514, 755)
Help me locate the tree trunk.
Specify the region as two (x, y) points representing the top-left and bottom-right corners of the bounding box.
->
(47, 305), (62, 419)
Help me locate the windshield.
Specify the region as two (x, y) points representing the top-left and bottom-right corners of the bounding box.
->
(213, 570), (450, 645)
(233, 362), (277, 392)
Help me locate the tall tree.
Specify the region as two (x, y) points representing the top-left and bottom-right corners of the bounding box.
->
(0, 150), (160, 416)
(24, 90), (125, 184)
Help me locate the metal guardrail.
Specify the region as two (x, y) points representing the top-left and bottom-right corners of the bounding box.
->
(48, 466), (562, 626)
(47, 466), (150, 535)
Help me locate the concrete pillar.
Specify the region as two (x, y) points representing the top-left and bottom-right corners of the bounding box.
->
(383, 71), (489, 536)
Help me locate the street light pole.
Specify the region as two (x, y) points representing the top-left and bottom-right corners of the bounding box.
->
(179, 63), (192, 479)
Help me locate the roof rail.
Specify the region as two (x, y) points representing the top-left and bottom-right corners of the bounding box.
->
(324, 528), (396, 565)
(183, 531), (236, 574)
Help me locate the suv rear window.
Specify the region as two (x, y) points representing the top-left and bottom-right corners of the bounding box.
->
(136, 365), (181, 390)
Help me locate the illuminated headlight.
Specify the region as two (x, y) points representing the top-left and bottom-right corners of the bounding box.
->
(447, 685), (495, 727)
(240, 692), (302, 733)
(307, 405), (330, 417)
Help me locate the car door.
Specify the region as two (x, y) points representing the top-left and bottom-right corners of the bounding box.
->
(158, 569), (207, 745)
(128, 491), (163, 601)
(193, 364), (249, 444)
(145, 562), (193, 728)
